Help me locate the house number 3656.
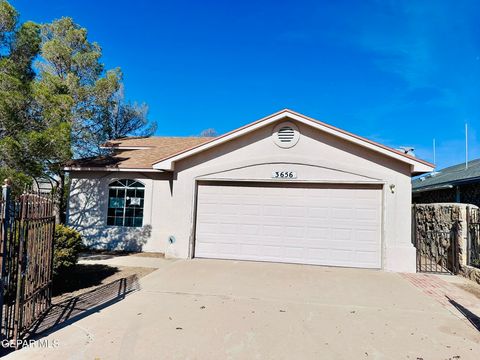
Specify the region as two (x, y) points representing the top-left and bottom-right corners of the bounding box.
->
(272, 171), (297, 179)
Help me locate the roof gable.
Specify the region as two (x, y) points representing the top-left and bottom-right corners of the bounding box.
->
(152, 109), (434, 174)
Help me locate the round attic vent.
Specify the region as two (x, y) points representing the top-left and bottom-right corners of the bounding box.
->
(272, 122), (300, 148)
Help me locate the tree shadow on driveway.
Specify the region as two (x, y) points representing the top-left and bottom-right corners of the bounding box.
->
(29, 274), (139, 339)
(1, 274), (140, 356)
(446, 296), (480, 332)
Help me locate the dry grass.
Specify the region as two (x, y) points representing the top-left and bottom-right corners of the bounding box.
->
(80, 250), (164, 258)
(129, 252), (164, 258)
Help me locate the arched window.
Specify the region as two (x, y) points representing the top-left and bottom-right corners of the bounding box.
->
(107, 179), (145, 227)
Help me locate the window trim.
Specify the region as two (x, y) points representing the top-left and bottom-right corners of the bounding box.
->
(106, 179), (145, 228)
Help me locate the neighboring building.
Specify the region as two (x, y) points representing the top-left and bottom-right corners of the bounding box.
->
(64, 109), (433, 272)
(412, 159), (480, 207)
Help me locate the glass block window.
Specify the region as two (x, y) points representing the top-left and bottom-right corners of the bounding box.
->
(107, 179), (145, 227)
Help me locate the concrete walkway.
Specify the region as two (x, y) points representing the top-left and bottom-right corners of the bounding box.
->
(5, 259), (480, 359)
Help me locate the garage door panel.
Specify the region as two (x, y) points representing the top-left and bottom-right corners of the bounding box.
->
(241, 215), (274, 225)
(304, 241), (346, 250)
(353, 244), (380, 254)
(356, 229), (379, 241)
(281, 248), (306, 260)
(218, 242), (239, 255)
(263, 205), (283, 216)
(355, 207), (378, 217)
(262, 225), (284, 236)
(241, 244), (264, 256)
(218, 223), (237, 235)
(196, 213), (218, 223)
(195, 183), (382, 269)
(305, 227), (329, 239)
(198, 203), (221, 214)
(284, 226), (306, 239)
(307, 207), (329, 218)
(306, 247), (329, 259)
(353, 251), (379, 265)
(197, 222), (221, 234)
(220, 204), (239, 214)
(329, 249), (354, 261)
(331, 228), (353, 241)
(259, 245), (283, 257)
(216, 215), (239, 224)
(281, 206), (306, 218)
(238, 224), (260, 235)
(239, 205), (262, 215)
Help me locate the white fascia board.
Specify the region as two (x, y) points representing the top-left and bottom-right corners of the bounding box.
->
(152, 110), (434, 174)
(63, 167), (164, 173)
(411, 163), (435, 174)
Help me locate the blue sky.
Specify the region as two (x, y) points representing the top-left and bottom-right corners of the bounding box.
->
(14, 0), (480, 169)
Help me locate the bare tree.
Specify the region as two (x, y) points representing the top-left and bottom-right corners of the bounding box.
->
(200, 128), (218, 137)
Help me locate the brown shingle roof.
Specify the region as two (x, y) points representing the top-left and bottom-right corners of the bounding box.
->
(65, 137), (212, 170)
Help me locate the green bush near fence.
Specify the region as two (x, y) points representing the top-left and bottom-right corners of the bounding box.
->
(54, 225), (83, 275)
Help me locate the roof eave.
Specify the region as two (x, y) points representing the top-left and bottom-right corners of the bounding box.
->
(411, 163), (436, 176)
(413, 184), (454, 193)
(63, 166), (165, 173)
(413, 175), (480, 192)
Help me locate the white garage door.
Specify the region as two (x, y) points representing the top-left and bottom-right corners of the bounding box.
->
(194, 183), (382, 269)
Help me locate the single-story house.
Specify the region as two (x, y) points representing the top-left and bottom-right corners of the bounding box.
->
(413, 159), (480, 207)
(65, 109), (433, 272)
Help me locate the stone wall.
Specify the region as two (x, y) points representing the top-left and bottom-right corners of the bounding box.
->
(413, 203), (480, 285)
(413, 203), (464, 271)
(460, 265), (480, 285)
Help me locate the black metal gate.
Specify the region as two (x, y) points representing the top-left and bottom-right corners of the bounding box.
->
(412, 205), (459, 274)
(0, 181), (55, 343)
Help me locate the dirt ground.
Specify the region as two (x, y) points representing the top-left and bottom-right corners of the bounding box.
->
(53, 264), (156, 303)
(79, 250), (164, 259)
(128, 252), (165, 258)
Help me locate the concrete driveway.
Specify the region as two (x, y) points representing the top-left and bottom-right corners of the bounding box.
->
(6, 259), (480, 359)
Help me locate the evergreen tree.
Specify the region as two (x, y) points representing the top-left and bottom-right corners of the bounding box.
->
(0, 1), (155, 218)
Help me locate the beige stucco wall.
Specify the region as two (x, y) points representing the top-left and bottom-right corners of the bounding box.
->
(68, 118), (417, 272)
(67, 171), (173, 252)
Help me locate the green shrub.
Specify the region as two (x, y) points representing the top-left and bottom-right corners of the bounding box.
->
(54, 225), (83, 274)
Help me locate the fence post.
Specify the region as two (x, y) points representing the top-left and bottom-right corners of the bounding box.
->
(413, 204), (419, 272)
(466, 206), (470, 267)
(0, 179), (12, 340)
(12, 193), (28, 344)
(454, 219), (460, 275)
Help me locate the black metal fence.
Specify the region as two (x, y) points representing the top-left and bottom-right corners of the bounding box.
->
(412, 205), (459, 274)
(0, 181), (55, 344)
(466, 206), (480, 269)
